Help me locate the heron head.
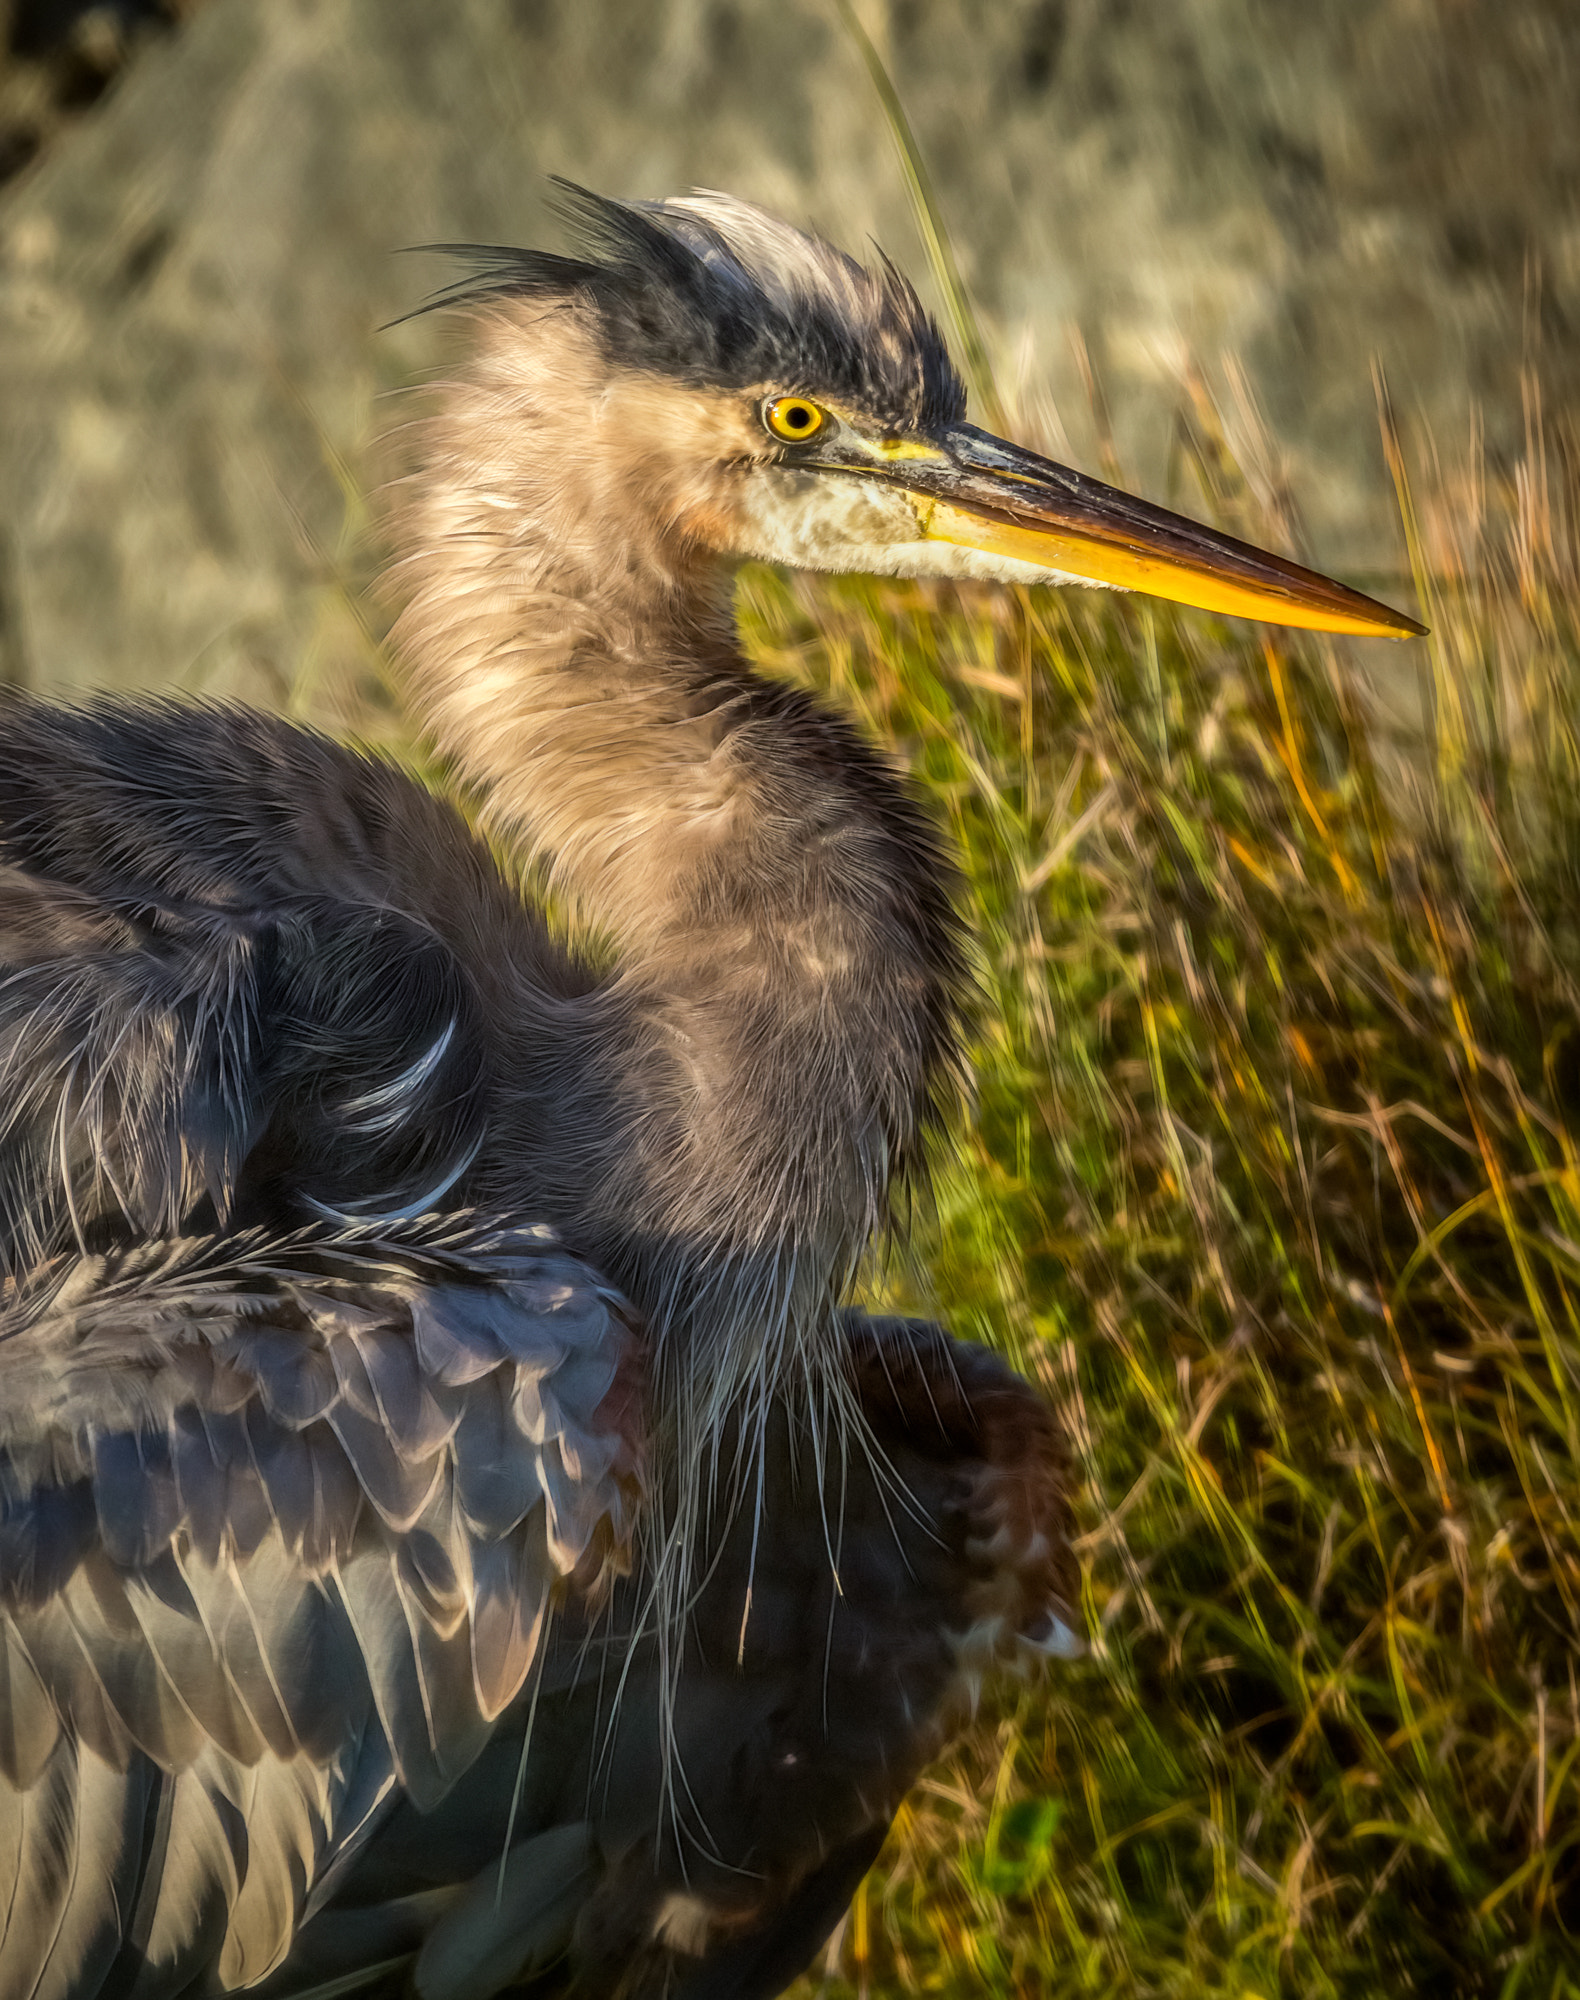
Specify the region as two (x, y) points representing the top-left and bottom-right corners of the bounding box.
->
(428, 184), (1423, 640)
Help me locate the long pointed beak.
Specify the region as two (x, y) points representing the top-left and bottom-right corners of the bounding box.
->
(866, 424), (1425, 638)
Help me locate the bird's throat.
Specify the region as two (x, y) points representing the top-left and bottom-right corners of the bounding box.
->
(385, 309), (966, 1371)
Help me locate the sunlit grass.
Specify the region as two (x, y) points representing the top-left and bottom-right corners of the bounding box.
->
(747, 390), (1580, 1997)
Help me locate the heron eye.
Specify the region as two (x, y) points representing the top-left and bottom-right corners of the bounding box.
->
(764, 397), (825, 442)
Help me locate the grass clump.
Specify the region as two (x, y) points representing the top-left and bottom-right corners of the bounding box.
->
(756, 390), (1580, 1997)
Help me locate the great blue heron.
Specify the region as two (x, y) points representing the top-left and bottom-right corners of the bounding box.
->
(0, 186), (1420, 2000)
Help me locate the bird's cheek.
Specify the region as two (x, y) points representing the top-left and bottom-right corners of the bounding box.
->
(671, 492), (753, 554)
(733, 467), (925, 571)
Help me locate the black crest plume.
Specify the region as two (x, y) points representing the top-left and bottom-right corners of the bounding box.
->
(417, 179), (968, 430)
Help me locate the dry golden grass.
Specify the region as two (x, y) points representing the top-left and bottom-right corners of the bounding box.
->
(752, 378), (1580, 1996)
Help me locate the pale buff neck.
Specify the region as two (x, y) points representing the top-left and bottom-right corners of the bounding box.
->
(388, 307), (767, 951)
(384, 304), (963, 1362)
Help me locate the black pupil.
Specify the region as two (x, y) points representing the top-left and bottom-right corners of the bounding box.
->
(785, 405), (812, 430)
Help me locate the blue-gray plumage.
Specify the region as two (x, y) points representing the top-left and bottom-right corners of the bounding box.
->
(0, 185), (1418, 2000)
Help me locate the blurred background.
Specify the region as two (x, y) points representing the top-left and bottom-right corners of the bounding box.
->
(0, 0), (1575, 708)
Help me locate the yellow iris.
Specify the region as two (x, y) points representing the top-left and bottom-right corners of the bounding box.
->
(765, 397), (824, 442)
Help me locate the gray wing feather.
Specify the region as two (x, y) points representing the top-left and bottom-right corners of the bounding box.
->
(122, 1748), (247, 1994)
(451, 1376), (545, 1538)
(122, 1561), (272, 1768)
(0, 1737), (75, 1997)
(335, 1549), (478, 1812)
(7, 1740), (153, 2000)
(215, 1753), (323, 1991)
(0, 1220), (638, 1998)
(413, 1821), (594, 2000)
(347, 1326), (460, 1458)
(324, 1402), (443, 1533)
(0, 1626), (59, 1789)
(0, 913), (265, 1275)
(467, 1531), (552, 1725)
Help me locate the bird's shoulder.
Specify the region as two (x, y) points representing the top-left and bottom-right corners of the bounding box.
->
(0, 694), (538, 950)
(0, 697), (592, 1265)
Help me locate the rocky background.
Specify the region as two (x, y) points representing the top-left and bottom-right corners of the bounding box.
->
(0, 0), (1575, 703)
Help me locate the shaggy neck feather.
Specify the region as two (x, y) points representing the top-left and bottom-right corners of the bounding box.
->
(387, 306), (963, 1362)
